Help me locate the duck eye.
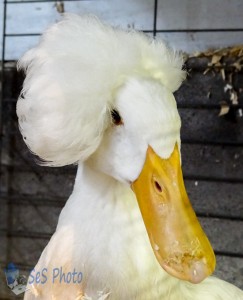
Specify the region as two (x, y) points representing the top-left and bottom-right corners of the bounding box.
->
(111, 109), (123, 125)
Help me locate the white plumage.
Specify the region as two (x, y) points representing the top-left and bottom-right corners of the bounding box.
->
(17, 14), (243, 300)
(17, 13), (184, 166)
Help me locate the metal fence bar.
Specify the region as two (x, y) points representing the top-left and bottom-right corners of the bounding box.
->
(153, 0), (158, 37)
(5, 29), (243, 38)
(6, 0), (90, 3)
(0, 0), (7, 162)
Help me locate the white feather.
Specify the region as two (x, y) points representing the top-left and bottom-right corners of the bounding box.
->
(17, 13), (185, 166)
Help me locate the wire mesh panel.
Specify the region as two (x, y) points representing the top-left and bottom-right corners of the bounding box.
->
(0, 0), (243, 299)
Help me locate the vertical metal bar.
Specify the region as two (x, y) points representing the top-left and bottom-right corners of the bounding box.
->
(1, 0), (7, 188)
(1, 0), (7, 157)
(153, 0), (158, 37)
(1, 0), (9, 270)
(1, 0), (7, 199)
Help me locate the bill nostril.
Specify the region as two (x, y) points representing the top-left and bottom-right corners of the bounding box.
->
(154, 180), (162, 193)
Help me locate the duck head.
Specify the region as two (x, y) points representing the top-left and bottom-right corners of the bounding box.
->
(17, 14), (215, 286)
(88, 77), (216, 283)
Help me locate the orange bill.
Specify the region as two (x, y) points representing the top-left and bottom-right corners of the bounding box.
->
(131, 143), (216, 283)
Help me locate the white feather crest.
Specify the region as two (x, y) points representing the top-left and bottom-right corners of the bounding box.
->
(17, 13), (185, 166)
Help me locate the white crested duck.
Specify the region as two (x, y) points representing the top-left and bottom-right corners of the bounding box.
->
(17, 14), (243, 300)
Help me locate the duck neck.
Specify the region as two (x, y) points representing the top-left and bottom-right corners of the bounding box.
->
(74, 162), (118, 196)
(61, 161), (133, 229)
(73, 161), (123, 202)
(57, 161), (169, 298)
